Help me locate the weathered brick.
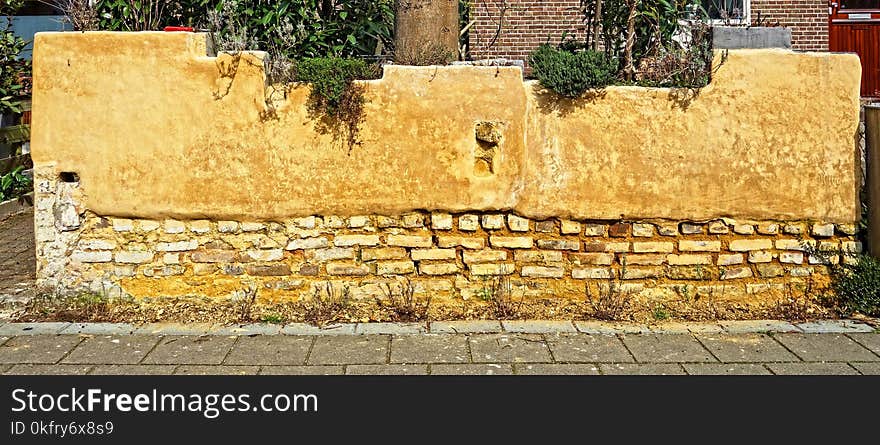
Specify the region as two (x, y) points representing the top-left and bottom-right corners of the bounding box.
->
(377, 260), (415, 275)
(114, 251), (154, 264)
(348, 216), (370, 228)
(572, 268), (613, 279)
(680, 223), (703, 234)
(157, 240), (199, 252)
(469, 263), (515, 276)
(193, 263), (216, 276)
(411, 248), (457, 261)
(71, 250), (112, 263)
(326, 262), (370, 276)
(632, 223), (655, 237)
(521, 266), (564, 278)
(481, 214), (505, 230)
(728, 239), (773, 252)
(401, 213), (424, 228)
(245, 264), (291, 276)
(632, 242), (674, 253)
(708, 221), (729, 234)
(430, 213), (453, 230)
(112, 218), (134, 232)
(419, 262), (460, 276)
(569, 253), (614, 266)
(463, 250), (508, 264)
(622, 267), (662, 280)
(818, 240), (839, 252)
(536, 239), (579, 251)
(299, 264), (319, 276)
(811, 223), (835, 237)
(748, 251), (773, 263)
(143, 265), (185, 277)
(608, 223), (631, 237)
(136, 220), (161, 232)
(756, 263), (785, 278)
(775, 239), (816, 251)
(164, 219), (186, 234)
(535, 220), (556, 233)
(78, 239), (117, 250)
(241, 222), (265, 232)
(583, 223), (606, 236)
(837, 224), (858, 236)
(324, 216), (346, 229)
(514, 250), (563, 263)
(489, 236), (533, 249)
(787, 266), (813, 277)
(657, 224), (678, 236)
(732, 223), (755, 235)
(294, 216), (318, 229)
(717, 254), (743, 265)
(334, 235), (380, 247)
(163, 253), (181, 264)
(779, 252), (804, 264)
(842, 241), (863, 254)
(387, 235), (433, 248)
(189, 220), (212, 234)
(191, 249), (237, 263)
(437, 236), (485, 249)
(221, 264), (244, 275)
(306, 247), (355, 262)
(720, 267), (753, 280)
(783, 224), (805, 235)
(459, 214), (479, 231)
(809, 254), (838, 265)
(507, 215), (530, 232)
(218, 221), (239, 233)
(622, 254), (666, 265)
(679, 240), (721, 252)
(286, 237), (329, 250)
(667, 266), (714, 280)
(756, 223), (778, 235)
(667, 254), (712, 265)
(245, 249), (284, 262)
(560, 220), (581, 235)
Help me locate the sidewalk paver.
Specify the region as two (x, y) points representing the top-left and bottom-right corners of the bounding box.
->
(621, 334), (716, 363)
(175, 365), (260, 375)
(847, 333), (880, 355)
(355, 323), (427, 335)
(468, 334), (553, 363)
(772, 334), (879, 362)
(390, 334), (469, 364)
(766, 363), (860, 375)
(223, 336), (312, 365)
(0, 322), (71, 335)
(142, 336), (237, 365)
(545, 333), (634, 363)
(0, 335), (81, 364)
(430, 363), (513, 375)
(695, 334), (799, 363)
(90, 365), (176, 375)
(502, 320), (577, 334)
(61, 323), (137, 335)
(281, 323), (357, 335)
(6, 364), (93, 375)
(720, 320), (801, 333)
(429, 320), (502, 334)
(346, 364), (429, 375)
(599, 363), (686, 375)
(307, 335), (389, 365)
(795, 320), (874, 333)
(850, 362), (880, 375)
(515, 363), (601, 375)
(682, 363), (772, 375)
(260, 365), (344, 375)
(62, 335), (160, 364)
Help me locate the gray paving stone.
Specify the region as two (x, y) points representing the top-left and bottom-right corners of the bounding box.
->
(515, 363), (601, 375)
(575, 321), (652, 334)
(62, 335), (160, 364)
(355, 323), (427, 335)
(429, 320), (502, 334)
(501, 320), (577, 333)
(430, 363), (513, 375)
(599, 363), (686, 375)
(308, 335), (389, 365)
(850, 362), (880, 375)
(346, 364), (429, 375)
(281, 323), (356, 335)
(0, 364), (12, 373)
(773, 334), (878, 362)
(224, 335), (312, 365)
(212, 324), (282, 335)
(142, 336), (237, 365)
(696, 333), (799, 363)
(720, 320), (801, 333)
(0, 335), (82, 364)
(847, 333), (880, 356)
(545, 333), (634, 363)
(647, 323), (693, 334)
(684, 323), (726, 334)
(767, 362), (859, 375)
(796, 320), (874, 333)
(683, 363), (772, 375)
(621, 334), (716, 363)
(6, 364), (94, 375)
(390, 334), (469, 363)
(260, 365), (344, 375)
(0, 322), (71, 335)
(60, 323), (136, 335)
(468, 334), (553, 363)
(134, 323), (219, 335)
(174, 365), (260, 375)
(90, 365), (176, 375)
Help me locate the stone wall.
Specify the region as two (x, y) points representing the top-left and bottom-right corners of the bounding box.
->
(29, 32), (863, 303)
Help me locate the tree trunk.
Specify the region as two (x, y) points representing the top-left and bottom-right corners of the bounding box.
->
(623, 0), (638, 81)
(591, 0), (603, 51)
(394, 0), (460, 63)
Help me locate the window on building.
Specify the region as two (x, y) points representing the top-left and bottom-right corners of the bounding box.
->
(700, 0), (748, 22)
(838, 0), (880, 10)
(17, 1), (64, 16)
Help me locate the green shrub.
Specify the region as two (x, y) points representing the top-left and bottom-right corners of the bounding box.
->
(828, 254), (880, 317)
(1, 0), (29, 116)
(0, 166), (32, 202)
(528, 44), (617, 98)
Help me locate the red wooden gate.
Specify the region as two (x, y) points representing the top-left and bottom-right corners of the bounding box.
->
(830, 0), (880, 97)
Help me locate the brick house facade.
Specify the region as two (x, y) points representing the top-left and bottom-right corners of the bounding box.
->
(468, 0), (829, 67)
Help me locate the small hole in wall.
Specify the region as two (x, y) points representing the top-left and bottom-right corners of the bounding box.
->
(59, 172), (79, 183)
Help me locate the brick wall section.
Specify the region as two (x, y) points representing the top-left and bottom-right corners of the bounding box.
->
(750, 0), (829, 51)
(468, 0), (829, 68)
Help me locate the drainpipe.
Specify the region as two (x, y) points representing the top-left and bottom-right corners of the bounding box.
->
(867, 104), (880, 257)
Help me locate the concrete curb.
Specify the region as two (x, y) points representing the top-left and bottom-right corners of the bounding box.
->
(0, 319), (875, 336)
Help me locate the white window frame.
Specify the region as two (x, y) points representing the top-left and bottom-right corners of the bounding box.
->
(703, 0), (752, 26)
